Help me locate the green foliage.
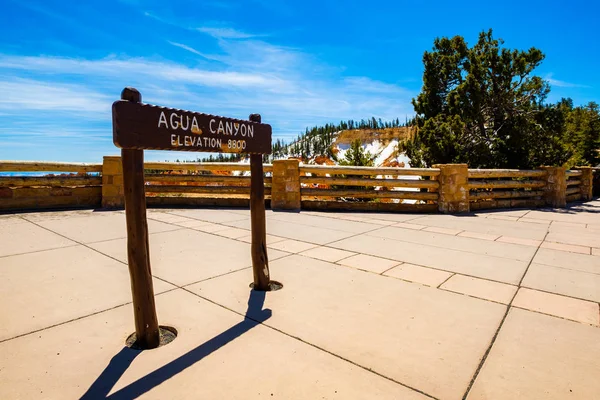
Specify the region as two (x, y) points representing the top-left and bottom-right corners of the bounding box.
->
(339, 139), (375, 166)
(404, 29), (572, 168)
(561, 99), (600, 167)
(197, 153), (243, 163)
(335, 139), (375, 200)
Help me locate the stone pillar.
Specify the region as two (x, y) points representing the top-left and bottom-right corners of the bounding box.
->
(433, 164), (469, 214)
(540, 166), (566, 208)
(102, 155), (125, 208)
(271, 159), (300, 211)
(578, 166), (593, 201)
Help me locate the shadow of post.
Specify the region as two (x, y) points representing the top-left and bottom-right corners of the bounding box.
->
(79, 347), (141, 399)
(80, 289), (271, 400)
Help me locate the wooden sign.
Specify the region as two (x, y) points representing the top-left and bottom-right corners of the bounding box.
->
(113, 87), (273, 349)
(112, 101), (272, 154)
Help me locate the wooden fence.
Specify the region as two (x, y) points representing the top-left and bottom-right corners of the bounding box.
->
(299, 165), (440, 212)
(566, 170), (583, 203)
(0, 159), (596, 213)
(142, 162), (272, 208)
(0, 161), (102, 211)
(467, 169), (547, 210)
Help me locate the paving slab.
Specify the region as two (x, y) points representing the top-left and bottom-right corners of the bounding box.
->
(0, 289), (427, 400)
(166, 208), (249, 224)
(368, 226), (536, 261)
(468, 308), (600, 400)
(484, 215), (519, 221)
(0, 219), (75, 257)
(238, 234), (287, 245)
(146, 212), (196, 224)
(540, 241), (590, 254)
(475, 209), (532, 218)
(513, 288), (599, 325)
(440, 275), (517, 304)
(18, 209), (104, 222)
(422, 226), (463, 235)
(525, 209), (600, 225)
(170, 218), (215, 228)
(187, 221), (239, 233)
(267, 211), (381, 234)
(549, 221), (600, 235)
(89, 229), (288, 287)
(226, 218), (357, 244)
(0, 245), (175, 341)
(587, 224), (600, 233)
(410, 215), (547, 240)
(458, 231), (500, 241)
(267, 238), (318, 253)
(187, 255), (507, 400)
(496, 235), (542, 247)
(330, 234), (529, 284)
(522, 263), (600, 302)
(337, 253), (400, 274)
(550, 221), (588, 230)
(393, 222), (427, 230)
(533, 248), (600, 275)
(303, 211), (421, 223)
(546, 229), (599, 248)
(384, 263), (453, 287)
(336, 215), (398, 225)
(213, 227), (251, 239)
(517, 217), (551, 225)
(35, 212), (181, 244)
(298, 246), (356, 263)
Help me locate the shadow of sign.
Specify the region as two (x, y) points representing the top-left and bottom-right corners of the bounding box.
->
(80, 289), (271, 400)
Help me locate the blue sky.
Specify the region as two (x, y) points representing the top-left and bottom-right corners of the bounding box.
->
(0, 0), (598, 162)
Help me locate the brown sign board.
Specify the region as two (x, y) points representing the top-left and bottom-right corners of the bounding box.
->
(112, 101), (272, 154)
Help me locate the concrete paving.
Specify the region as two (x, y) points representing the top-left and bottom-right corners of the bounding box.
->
(1, 200), (599, 399)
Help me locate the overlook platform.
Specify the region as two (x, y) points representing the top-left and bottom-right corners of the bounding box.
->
(1, 201), (599, 399)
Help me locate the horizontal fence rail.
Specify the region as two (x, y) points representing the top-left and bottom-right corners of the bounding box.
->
(144, 162), (273, 173)
(300, 165), (440, 177)
(0, 160), (102, 173)
(467, 169), (547, 179)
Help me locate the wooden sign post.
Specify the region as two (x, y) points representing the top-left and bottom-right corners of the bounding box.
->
(112, 87), (273, 349)
(249, 114), (269, 291)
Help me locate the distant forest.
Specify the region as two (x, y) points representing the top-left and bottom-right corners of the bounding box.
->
(181, 117), (413, 163)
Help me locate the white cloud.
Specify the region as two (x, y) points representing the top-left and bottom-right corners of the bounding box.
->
(167, 41), (205, 56)
(0, 79), (111, 113)
(0, 55), (275, 89)
(196, 27), (264, 39)
(545, 73), (589, 88)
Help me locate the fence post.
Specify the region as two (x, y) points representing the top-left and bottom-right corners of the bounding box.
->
(578, 166), (593, 201)
(540, 166), (567, 208)
(102, 155), (125, 208)
(271, 159), (301, 211)
(433, 164), (470, 214)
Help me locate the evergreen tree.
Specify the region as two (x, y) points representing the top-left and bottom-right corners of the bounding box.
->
(563, 100), (600, 166)
(404, 29), (570, 168)
(339, 139), (375, 167)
